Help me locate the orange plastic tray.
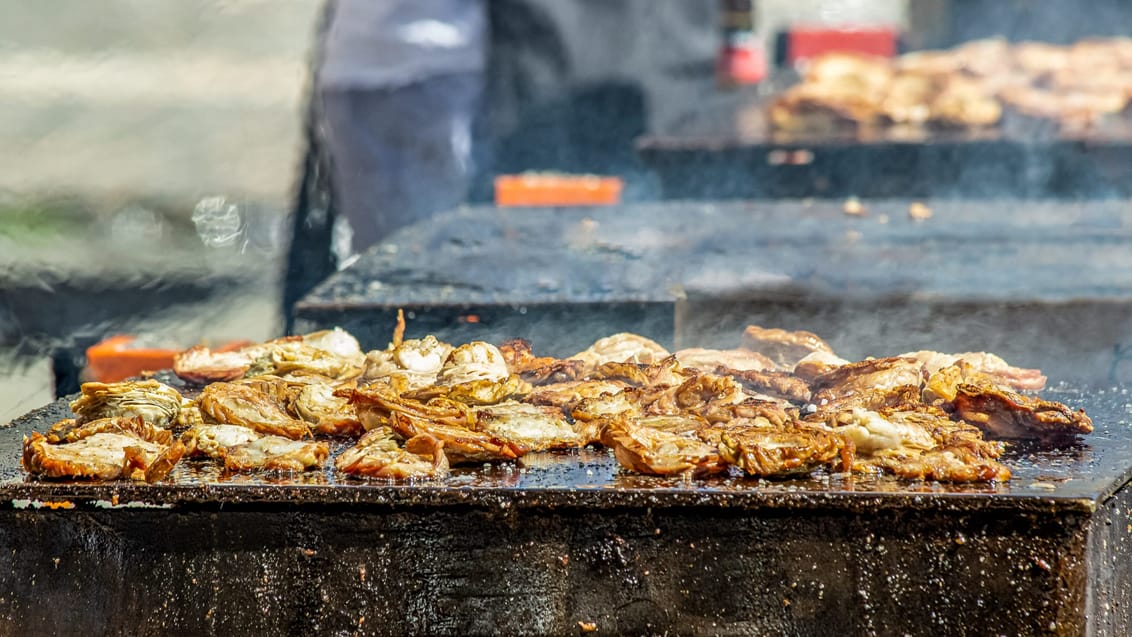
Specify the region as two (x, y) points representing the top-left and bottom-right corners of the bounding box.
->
(494, 174), (623, 207)
(85, 335), (179, 383)
(86, 336), (250, 383)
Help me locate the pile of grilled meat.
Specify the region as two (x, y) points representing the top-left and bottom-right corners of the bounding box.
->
(21, 317), (1092, 485)
(770, 37), (1132, 134)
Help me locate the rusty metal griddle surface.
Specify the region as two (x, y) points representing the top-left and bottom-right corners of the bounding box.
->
(1, 378), (1128, 514)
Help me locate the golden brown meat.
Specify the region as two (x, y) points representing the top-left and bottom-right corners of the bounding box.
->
(739, 325), (835, 369)
(498, 339), (585, 385)
(223, 437), (329, 472)
(335, 428), (449, 480)
(810, 357), (926, 404)
(181, 424), (262, 458)
(792, 350), (850, 382)
(473, 401), (582, 452)
(404, 374), (531, 406)
(572, 333), (670, 369)
(606, 420), (727, 478)
(643, 372), (748, 416)
(721, 368), (813, 404)
(292, 382), (363, 437)
(527, 380), (631, 411)
(902, 351), (1047, 391)
(436, 341), (511, 386)
(673, 348), (775, 372)
(69, 380), (183, 429)
(951, 383), (1093, 441)
(860, 446), (1012, 483)
(717, 424), (852, 477)
(570, 387), (645, 423)
(363, 334), (455, 389)
(24, 416), (184, 482)
(350, 380), (475, 433)
(197, 382), (312, 440)
(388, 412), (522, 465)
(173, 345), (252, 384)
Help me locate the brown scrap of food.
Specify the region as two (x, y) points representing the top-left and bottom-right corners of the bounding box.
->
(197, 382), (313, 440)
(24, 416), (185, 483)
(717, 424), (852, 477)
(860, 446), (1012, 483)
(223, 436), (330, 472)
(843, 197), (866, 216)
(740, 325), (835, 369)
(904, 351), (1047, 392)
(607, 420), (727, 478)
(813, 384), (924, 414)
(335, 428), (449, 480)
(951, 383), (1094, 441)
(69, 380), (183, 429)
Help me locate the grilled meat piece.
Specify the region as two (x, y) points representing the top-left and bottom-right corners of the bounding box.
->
(607, 420), (727, 478)
(223, 437), (329, 472)
(527, 380), (630, 412)
(498, 339), (585, 385)
(473, 401), (582, 452)
(740, 325), (835, 370)
(181, 424), (262, 458)
(674, 348), (775, 372)
(570, 387), (645, 423)
(810, 357), (926, 404)
(702, 399), (795, 427)
(951, 383), (1094, 441)
(350, 381), (475, 433)
(717, 424), (852, 477)
(363, 334), (454, 390)
(174, 346), (252, 384)
(388, 412), (522, 465)
(198, 382), (313, 440)
(293, 382), (363, 437)
(902, 351), (1047, 391)
(646, 373), (748, 417)
(793, 350), (850, 382)
(861, 446), (1012, 483)
(820, 407), (1009, 482)
(722, 368), (813, 404)
(436, 341), (511, 386)
(24, 416), (185, 482)
(405, 374), (531, 406)
(813, 384), (924, 414)
(335, 428), (448, 480)
(572, 333), (670, 369)
(69, 380), (183, 429)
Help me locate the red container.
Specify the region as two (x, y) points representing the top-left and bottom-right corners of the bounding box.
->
(787, 26), (899, 64)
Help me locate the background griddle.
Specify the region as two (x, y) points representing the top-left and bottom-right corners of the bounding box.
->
(636, 88), (1132, 200)
(294, 199), (1132, 384)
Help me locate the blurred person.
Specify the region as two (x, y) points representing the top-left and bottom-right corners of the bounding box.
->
(283, 0), (487, 331)
(319, 0), (487, 257)
(283, 0), (716, 332)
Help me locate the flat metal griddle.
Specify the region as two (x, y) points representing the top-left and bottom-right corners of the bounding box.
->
(294, 199), (1132, 383)
(636, 89), (1132, 200)
(0, 379), (1130, 636)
